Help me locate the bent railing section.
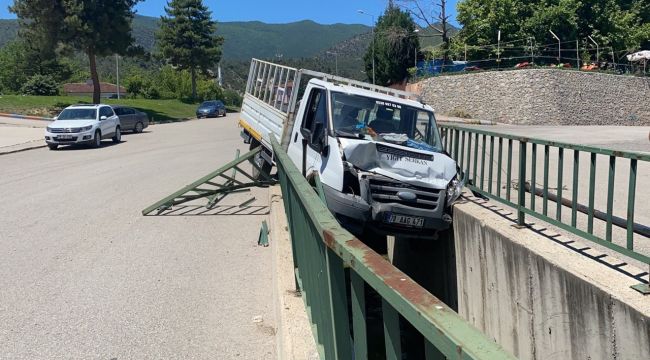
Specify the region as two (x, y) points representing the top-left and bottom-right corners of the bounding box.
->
(272, 137), (514, 359)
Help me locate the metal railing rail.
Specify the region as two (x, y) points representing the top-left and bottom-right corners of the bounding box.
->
(272, 137), (515, 360)
(439, 123), (649, 292)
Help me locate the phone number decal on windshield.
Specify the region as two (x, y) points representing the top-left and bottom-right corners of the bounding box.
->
(375, 101), (401, 109)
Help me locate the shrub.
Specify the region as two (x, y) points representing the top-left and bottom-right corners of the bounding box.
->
(222, 88), (243, 107)
(21, 74), (59, 96)
(195, 80), (223, 102)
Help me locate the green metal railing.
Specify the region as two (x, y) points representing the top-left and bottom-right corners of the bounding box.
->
(439, 124), (649, 292)
(272, 138), (515, 360)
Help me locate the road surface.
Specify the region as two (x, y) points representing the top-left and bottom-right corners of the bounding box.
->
(0, 115), (275, 359)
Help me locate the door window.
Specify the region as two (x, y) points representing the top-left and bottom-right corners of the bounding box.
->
(100, 107), (114, 118)
(301, 88), (327, 147)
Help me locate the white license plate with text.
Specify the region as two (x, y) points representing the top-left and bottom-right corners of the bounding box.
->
(384, 213), (425, 228)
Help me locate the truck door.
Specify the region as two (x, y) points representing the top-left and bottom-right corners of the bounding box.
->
(287, 86), (328, 177)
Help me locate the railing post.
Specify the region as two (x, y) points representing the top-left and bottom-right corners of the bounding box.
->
(453, 129), (460, 160)
(517, 140), (527, 226)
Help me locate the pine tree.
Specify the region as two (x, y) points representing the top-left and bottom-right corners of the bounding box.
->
(157, 0), (223, 100)
(364, 2), (420, 85)
(11, 0), (140, 104)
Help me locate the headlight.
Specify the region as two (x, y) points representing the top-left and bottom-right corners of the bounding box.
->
(446, 176), (463, 206)
(46, 126), (52, 132)
(80, 125), (93, 132)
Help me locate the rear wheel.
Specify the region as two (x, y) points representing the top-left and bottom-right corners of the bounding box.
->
(112, 127), (121, 143)
(48, 144), (58, 150)
(249, 141), (272, 180)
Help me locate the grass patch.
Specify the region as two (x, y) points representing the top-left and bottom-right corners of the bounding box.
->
(0, 95), (240, 122)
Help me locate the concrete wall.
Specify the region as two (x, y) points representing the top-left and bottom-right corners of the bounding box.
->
(453, 198), (650, 360)
(412, 69), (650, 125)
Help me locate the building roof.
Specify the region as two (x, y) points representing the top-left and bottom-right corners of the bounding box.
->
(63, 82), (127, 94)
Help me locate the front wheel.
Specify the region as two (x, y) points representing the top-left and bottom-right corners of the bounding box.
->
(92, 130), (102, 148)
(48, 144), (58, 150)
(112, 127), (121, 143)
(134, 122), (143, 133)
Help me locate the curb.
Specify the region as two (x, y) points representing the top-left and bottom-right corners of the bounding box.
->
(269, 186), (320, 360)
(0, 113), (53, 122)
(0, 142), (47, 156)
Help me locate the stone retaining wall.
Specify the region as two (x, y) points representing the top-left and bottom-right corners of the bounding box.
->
(411, 69), (650, 125)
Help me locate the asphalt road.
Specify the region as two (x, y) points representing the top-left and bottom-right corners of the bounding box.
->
(0, 114), (275, 359)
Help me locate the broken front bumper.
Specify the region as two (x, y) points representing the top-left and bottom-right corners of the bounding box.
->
(321, 175), (452, 238)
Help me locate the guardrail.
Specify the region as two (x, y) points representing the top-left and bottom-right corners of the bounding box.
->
(271, 137), (514, 359)
(439, 124), (649, 291)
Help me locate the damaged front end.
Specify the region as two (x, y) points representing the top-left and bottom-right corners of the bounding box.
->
(322, 139), (464, 239)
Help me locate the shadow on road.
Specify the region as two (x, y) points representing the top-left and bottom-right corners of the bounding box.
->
(54, 140), (126, 151)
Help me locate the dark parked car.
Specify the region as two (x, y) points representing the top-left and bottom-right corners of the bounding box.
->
(111, 106), (149, 133)
(196, 100), (227, 118)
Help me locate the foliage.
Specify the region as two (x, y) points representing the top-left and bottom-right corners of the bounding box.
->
(20, 74), (59, 96)
(157, 0), (223, 99)
(0, 41), (30, 93)
(11, 0), (141, 103)
(364, 2), (420, 85)
(0, 95), (201, 121)
(456, 0), (650, 64)
(0, 39), (85, 94)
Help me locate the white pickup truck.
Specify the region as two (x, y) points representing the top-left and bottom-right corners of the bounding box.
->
(239, 59), (462, 238)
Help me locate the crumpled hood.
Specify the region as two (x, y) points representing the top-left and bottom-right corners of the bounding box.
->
(340, 138), (457, 189)
(50, 120), (96, 128)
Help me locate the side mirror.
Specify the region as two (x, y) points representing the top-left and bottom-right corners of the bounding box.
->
(300, 128), (312, 143)
(100, 116), (107, 121)
(52, 116), (58, 121)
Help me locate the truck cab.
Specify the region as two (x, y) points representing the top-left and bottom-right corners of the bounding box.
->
(285, 80), (462, 238)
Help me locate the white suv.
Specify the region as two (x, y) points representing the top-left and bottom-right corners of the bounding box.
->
(45, 104), (122, 150)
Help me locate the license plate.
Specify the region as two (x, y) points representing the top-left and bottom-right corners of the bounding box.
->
(383, 213), (425, 228)
(57, 135), (73, 140)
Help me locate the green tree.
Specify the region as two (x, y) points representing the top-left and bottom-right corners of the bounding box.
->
(11, 0), (141, 103)
(456, 0), (650, 64)
(365, 2), (420, 85)
(157, 0), (224, 100)
(0, 41), (31, 93)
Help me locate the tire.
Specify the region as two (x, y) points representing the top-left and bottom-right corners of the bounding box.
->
(112, 126), (121, 143)
(48, 144), (58, 150)
(92, 130), (102, 148)
(249, 141), (272, 180)
(135, 122), (143, 133)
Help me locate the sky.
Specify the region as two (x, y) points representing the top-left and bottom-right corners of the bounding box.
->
(0, 0), (459, 26)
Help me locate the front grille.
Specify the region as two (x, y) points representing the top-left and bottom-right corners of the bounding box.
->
(50, 128), (82, 133)
(368, 177), (442, 210)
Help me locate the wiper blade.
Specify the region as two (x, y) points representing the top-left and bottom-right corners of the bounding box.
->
(335, 129), (364, 139)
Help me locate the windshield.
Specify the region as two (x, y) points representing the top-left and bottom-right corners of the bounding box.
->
(57, 108), (97, 121)
(200, 102), (214, 107)
(331, 92), (442, 152)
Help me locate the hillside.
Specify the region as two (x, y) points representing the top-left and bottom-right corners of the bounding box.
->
(0, 15), (370, 61)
